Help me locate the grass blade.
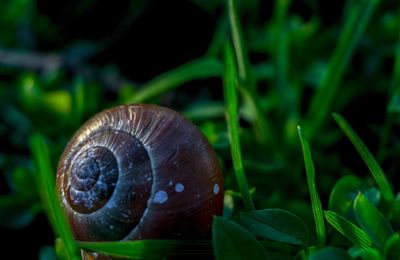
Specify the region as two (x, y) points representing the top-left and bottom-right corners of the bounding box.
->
(182, 101), (225, 121)
(297, 126), (325, 245)
(79, 240), (215, 259)
(332, 113), (394, 201)
(273, 0), (294, 116)
(388, 21), (400, 114)
(223, 42), (254, 211)
(325, 211), (373, 249)
(388, 13), (400, 114)
(239, 86), (278, 149)
(80, 239), (291, 260)
(378, 15), (400, 160)
(306, 0), (380, 139)
(226, 0), (278, 152)
(126, 57), (223, 103)
(30, 134), (80, 260)
(227, 0), (253, 88)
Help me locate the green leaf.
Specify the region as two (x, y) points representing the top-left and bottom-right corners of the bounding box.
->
(239, 209), (308, 246)
(384, 233), (400, 260)
(328, 175), (380, 219)
(296, 246), (350, 260)
(348, 246), (381, 260)
(223, 42), (254, 211)
(30, 134), (80, 260)
(297, 126), (326, 245)
(354, 192), (393, 249)
(213, 216), (268, 260)
(126, 58), (223, 103)
(308, 247), (351, 260)
(333, 113), (394, 201)
(324, 210), (373, 249)
(388, 197), (400, 226)
(306, 0), (380, 139)
(328, 175), (363, 216)
(359, 249), (380, 260)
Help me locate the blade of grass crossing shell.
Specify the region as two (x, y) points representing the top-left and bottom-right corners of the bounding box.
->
(79, 239), (294, 259)
(126, 58), (223, 103)
(297, 126), (325, 245)
(223, 42), (255, 211)
(79, 240), (215, 259)
(30, 134), (80, 260)
(324, 211), (373, 249)
(306, 0), (380, 139)
(332, 113), (394, 201)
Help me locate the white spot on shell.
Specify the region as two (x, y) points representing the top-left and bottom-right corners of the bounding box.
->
(154, 190), (168, 204)
(110, 225), (114, 230)
(175, 183), (184, 192)
(213, 184), (220, 194)
(168, 180), (173, 186)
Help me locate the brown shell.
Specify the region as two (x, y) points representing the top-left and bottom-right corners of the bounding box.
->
(56, 104), (223, 247)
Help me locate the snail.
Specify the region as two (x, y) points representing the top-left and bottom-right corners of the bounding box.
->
(56, 104), (223, 258)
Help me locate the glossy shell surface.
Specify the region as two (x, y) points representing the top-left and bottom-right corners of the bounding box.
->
(57, 104), (223, 242)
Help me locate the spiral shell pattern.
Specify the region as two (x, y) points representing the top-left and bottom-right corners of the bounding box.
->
(57, 104), (223, 242)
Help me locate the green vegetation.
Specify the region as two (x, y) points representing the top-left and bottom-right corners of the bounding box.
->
(1, 0), (400, 259)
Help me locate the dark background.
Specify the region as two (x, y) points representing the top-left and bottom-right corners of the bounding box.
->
(1, 0), (398, 258)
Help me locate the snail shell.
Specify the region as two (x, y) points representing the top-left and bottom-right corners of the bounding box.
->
(56, 104), (223, 243)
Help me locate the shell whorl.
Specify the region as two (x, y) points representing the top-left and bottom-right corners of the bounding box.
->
(57, 104), (223, 242)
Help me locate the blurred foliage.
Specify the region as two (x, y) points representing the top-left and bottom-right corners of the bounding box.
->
(1, 0), (400, 259)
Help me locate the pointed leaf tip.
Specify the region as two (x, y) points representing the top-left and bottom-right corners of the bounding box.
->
(354, 192), (393, 249)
